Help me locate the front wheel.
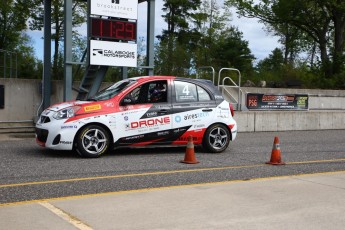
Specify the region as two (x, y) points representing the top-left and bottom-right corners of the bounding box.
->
(76, 125), (110, 158)
(203, 124), (230, 153)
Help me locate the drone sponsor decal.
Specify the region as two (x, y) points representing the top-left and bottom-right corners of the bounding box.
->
(129, 116), (171, 129)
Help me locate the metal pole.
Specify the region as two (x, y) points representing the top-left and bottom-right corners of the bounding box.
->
(3, 52), (6, 78)
(146, 0), (155, 76)
(15, 52), (17, 78)
(64, 0), (73, 101)
(43, 0), (52, 109)
(121, 67), (128, 79)
(9, 52), (12, 78)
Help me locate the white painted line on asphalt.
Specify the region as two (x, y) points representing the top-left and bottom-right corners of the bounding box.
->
(39, 202), (93, 230)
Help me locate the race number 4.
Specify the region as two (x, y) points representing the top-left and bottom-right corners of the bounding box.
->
(182, 85), (190, 95)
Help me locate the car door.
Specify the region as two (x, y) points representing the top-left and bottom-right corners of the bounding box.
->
(116, 79), (173, 146)
(171, 80), (217, 144)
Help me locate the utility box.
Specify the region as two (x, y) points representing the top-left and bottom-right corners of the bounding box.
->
(0, 85), (4, 109)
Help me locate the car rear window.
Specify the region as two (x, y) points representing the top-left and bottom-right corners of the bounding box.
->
(174, 81), (211, 102)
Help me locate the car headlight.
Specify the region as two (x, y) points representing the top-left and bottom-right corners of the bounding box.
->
(53, 106), (81, 120)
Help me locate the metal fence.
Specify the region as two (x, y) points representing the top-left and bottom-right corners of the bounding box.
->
(0, 49), (17, 78)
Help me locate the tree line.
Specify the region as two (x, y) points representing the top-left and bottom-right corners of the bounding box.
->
(1, 0), (344, 89)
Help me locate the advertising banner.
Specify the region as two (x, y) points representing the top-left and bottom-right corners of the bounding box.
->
(90, 40), (137, 67)
(91, 0), (138, 19)
(246, 93), (308, 110)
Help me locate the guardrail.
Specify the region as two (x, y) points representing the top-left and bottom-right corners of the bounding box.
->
(217, 68), (242, 110)
(197, 66), (243, 110)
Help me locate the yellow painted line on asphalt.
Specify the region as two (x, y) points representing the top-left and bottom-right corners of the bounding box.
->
(286, 158), (345, 165)
(0, 164), (264, 188)
(1, 169), (345, 207)
(39, 202), (92, 230)
(1, 158), (345, 189)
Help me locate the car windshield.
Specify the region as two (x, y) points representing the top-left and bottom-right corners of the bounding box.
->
(89, 79), (136, 101)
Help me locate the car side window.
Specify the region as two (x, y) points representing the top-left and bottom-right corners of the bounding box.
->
(197, 86), (211, 101)
(175, 81), (197, 102)
(122, 80), (167, 105)
(147, 81), (167, 103)
(175, 81), (211, 102)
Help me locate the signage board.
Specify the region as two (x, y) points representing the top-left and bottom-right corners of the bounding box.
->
(91, 17), (137, 41)
(90, 40), (137, 67)
(91, 0), (138, 20)
(246, 93), (309, 110)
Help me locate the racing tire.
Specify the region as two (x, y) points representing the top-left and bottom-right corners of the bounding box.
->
(76, 125), (110, 158)
(202, 124), (230, 153)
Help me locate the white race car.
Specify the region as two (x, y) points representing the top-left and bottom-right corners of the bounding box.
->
(36, 76), (237, 157)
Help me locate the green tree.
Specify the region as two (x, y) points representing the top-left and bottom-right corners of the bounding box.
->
(192, 0), (231, 67)
(191, 0), (254, 82)
(257, 48), (284, 72)
(156, 0), (201, 75)
(227, 0), (345, 84)
(0, 0), (36, 50)
(155, 37), (193, 76)
(16, 33), (42, 79)
(213, 27), (254, 76)
(30, 0), (87, 80)
(156, 0), (254, 81)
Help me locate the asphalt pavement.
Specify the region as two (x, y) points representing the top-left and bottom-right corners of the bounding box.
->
(1, 132), (345, 229)
(1, 171), (345, 230)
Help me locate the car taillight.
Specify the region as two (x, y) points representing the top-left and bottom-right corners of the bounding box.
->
(229, 103), (235, 117)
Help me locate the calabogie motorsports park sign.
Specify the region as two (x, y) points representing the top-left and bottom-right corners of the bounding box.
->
(246, 93), (309, 110)
(89, 0), (138, 67)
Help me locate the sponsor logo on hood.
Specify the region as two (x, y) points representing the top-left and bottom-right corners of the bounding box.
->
(84, 104), (102, 112)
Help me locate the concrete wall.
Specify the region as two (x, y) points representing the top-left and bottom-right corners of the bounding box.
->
(0, 79), (111, 121)
(1, 79), (345, 132)
(236, 111), (345, 132)
(1, 79), (42, 121)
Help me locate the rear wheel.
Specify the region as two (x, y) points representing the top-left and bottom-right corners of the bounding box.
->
(203, 124), (230, 153)
(76, 125), (110, 158)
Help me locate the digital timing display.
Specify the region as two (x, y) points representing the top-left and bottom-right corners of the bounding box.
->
(91, 18), (137, 41)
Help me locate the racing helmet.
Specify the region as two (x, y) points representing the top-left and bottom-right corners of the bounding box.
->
(150, 83), (166, 102)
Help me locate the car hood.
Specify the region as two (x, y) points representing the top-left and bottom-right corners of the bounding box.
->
(46, 101), (92, 112)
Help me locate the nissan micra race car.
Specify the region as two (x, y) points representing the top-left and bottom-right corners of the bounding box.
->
(36, 76), (237, 158)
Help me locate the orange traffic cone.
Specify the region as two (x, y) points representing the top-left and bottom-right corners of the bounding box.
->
(181, 135), (199, 164)
(266, 136), (285, 165)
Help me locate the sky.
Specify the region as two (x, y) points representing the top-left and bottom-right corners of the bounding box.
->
(28, 0), (280, 64)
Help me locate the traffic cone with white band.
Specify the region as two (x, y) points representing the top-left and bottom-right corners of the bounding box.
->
(181, 135), (199, 164)
(266, 136), (285, 165)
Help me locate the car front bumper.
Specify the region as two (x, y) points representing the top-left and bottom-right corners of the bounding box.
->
(35, 119), (79, 151)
